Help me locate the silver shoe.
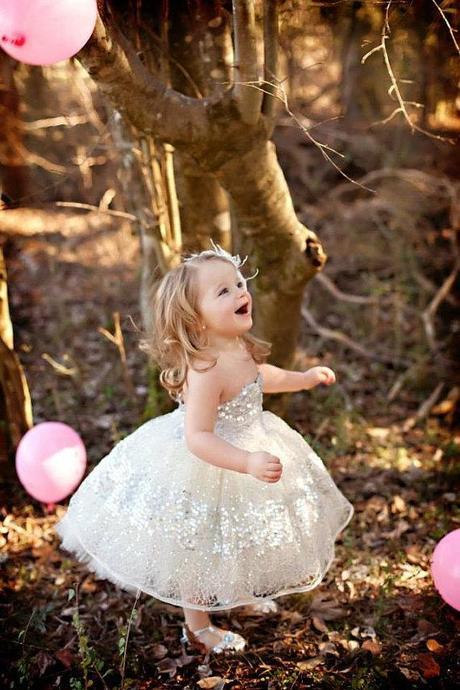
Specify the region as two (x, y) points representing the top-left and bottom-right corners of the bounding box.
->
(180, 623), (247, 654)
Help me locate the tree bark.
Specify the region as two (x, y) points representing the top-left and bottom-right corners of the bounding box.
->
(215, 139), (325, 365)
(0, 55), (29, 203)
(168, 0), (233, 251)
(0, 242), (33, 469)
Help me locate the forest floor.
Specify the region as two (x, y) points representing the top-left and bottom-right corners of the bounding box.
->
(1, 126), (460, 689)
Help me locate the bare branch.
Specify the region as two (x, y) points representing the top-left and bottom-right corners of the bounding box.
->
(98, 311), (136, 397)
(76, 14), (209, 146)
(301, 306), (410, 365)
(314, 272), (379, 305)
(0, 207), (123, 236)
(422, 252), (460, 350)
(226, 77), (376, 193)
(430, 0), (460, 57)
(363, 1), (455, 143)
(232, 0), (263, 124)
(402, 382), (445, 431)
(23, 115), (88, 130)
(55, 200), (138, 221)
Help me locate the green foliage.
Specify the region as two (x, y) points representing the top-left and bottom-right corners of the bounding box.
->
(141, 363), (174, 422)
(70, 588), (110, 689)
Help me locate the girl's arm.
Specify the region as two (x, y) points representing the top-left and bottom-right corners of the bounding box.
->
(184, 367), (250, 474)
(258, 363), (336, 394)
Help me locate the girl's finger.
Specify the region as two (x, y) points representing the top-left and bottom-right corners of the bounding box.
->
(267, 460), (281, 468)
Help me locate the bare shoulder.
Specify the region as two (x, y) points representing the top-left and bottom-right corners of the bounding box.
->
(183, 361), (225, 405)
(183, 362), (226, 436)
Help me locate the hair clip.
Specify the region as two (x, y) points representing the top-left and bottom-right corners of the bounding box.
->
(183, 239), (259, 281)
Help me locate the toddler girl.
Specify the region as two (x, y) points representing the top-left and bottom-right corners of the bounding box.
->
(55, 242), (354, 654)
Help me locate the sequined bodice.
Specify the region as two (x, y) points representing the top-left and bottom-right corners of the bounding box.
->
(178, 371), (263, 432)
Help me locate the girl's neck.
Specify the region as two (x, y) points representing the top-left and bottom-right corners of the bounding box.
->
(207, 334), (245, 356)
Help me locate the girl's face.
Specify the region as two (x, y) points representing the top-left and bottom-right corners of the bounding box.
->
(195, 260), (253, 339)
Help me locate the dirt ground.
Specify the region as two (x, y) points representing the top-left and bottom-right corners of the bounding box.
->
(1, 111), (460, 688)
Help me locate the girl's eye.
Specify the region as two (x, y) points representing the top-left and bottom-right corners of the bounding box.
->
(218, 281), (244, 296)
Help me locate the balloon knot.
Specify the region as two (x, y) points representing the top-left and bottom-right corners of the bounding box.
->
(1, 33), (26, 47)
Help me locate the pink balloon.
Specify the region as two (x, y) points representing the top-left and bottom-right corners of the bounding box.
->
(16, 422), (87, 503)
(431, 529), (460, 611)
(0, 0), (97, 66)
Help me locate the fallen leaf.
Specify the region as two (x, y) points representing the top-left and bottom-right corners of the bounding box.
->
(347, 640), (360, 652)
(398, 666), (420, 682)
(360, 626), (377, 640)
(150, 643), (168, 660)
(417, 653), (441, 679)
(34, 651), (54, 676)
(197, 677), (227, 690)
(311, 616), (328, 633)
(417, 619), (439, 636)
(55, 648), (73, 668)
(362, 639), (382, 655)
(309, 594), (346, 620)
(279, 610), (304, 625)
(155, 657), (178, 678)
(318, 641), (339, 656)
(296, 657), (324, 671)
(367, 427), (390, 440)
(426, 639), (444, 654)
(391, 495), (406, 513)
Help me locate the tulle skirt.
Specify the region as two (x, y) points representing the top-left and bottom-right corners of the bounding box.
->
(56, 407), (354, 611)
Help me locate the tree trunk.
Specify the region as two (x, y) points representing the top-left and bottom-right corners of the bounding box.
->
(215, 139), (325, 366)
(77, 6), (327, 375)
(0, 241), (33, 471)
(168, 0), (233, 251)
(339, 2), (382, 124)
(0, 55), (29, 203)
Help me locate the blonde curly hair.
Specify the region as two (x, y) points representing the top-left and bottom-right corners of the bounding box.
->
(138, 246), (271, 402)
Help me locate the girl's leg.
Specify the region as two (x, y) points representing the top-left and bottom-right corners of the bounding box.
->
(182, 606), (239, 650)
(182, 606), (212, 631)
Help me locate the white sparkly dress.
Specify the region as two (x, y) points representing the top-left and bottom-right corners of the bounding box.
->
(55, 372), (354, 611)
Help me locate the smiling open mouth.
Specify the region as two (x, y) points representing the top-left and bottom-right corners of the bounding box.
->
(235, 302), (250, 315)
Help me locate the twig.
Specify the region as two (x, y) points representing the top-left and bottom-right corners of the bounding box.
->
(120, 589), (141, 690)
(301, 306), (409, 365)
(422, 255), (460, 350)
(362, 0), (455, 143)
(41, 353), (78, 378)
(228, 78), (376, 193)
(314, 272), (379, 305)
(55, 201), (139, 222)
(402, 382), (445, 431)
(387, 359), (428, 401)
(139, 21), (203, 98)
(429, 0), (460, 57)
(23, 115), (89, 130)
(98, 312), (136, 397)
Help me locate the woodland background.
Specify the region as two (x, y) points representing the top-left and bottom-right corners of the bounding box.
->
(0, 0), (459, 688)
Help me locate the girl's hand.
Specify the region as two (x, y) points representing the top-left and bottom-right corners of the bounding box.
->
(303, 366), (336, 389)
(246, 451), (283, 483)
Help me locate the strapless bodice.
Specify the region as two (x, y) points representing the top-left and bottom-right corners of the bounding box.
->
(178, 371), (263, 431)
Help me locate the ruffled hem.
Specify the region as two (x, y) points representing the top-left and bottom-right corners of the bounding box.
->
(56, 502), (354, 612)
